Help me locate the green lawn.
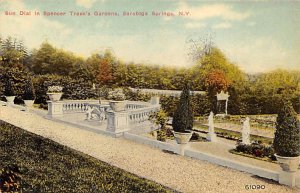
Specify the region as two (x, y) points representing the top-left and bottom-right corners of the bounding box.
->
(0, 121), (176, 193)
(193, 123), (273, 145)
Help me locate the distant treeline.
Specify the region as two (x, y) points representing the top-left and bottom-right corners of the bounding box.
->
(0, 36), (299, 115)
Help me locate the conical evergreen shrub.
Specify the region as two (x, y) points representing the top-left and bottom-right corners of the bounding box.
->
(23, 79), (36, 100)
(273, 100), (300, 157)
(4, 79), (15, 96)
(172, 85), (194, 132)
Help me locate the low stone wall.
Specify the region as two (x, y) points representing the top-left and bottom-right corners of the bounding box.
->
(122, 132), (299, 186)
(123, 132), (177, 153)
(184, 149), (279, 181)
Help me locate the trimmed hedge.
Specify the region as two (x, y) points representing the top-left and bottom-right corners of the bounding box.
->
(33, 74), (98, 108)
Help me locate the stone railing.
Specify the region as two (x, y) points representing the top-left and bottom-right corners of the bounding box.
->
(62, 100), (99, 114)
(128, 106), (159, 124)
(106, 101), (160, 133)
(47, 100), (99, 117)
(47, 97), (161, 134)
(125, 101), (153, 110)
(88, 103), (110, 111)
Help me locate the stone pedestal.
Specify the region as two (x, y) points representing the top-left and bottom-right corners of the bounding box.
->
(106, 110), (129, 133)
(5, 96), (15, 106)
(242, 117), (251, 145)
(207, 132), (217, 142)
(176, 143), (190, 155)
(47, 101), (63, 118)
(206, 111), (217, 142)
(279, 171), (297, 187)
(296, 170), (300, 188)
(150, 96), (160, 105)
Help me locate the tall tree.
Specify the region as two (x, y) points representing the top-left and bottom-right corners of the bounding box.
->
(0, 36), (28, 68)
(31, 41), (56, 74)
(31, 41), (82, 76)
(96, 50), (117, 86)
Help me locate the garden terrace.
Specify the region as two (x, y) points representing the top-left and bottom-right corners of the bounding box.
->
(47, 99), (161, 136)
(1, 102), (299, 192)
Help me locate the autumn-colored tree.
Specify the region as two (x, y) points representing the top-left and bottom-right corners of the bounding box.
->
(97, 57), (113, 85)
(204, 70), (230, 95)
(204, 70), (230, 113)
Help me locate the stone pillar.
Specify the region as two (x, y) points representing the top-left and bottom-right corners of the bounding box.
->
(225, 99), (228, 115)
(242, 117), (251, 145)
(296, 170), (300, 188)
(176, 143), (191, 156)
(106, 110), (130, 134)
(47, 101), (63, 118)
(150, 96), (160, 105)
(279, 171), (297, 187)
(206, 111), (217, 142)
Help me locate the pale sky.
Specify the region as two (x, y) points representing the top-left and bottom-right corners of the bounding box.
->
(0, 0), (299, 73)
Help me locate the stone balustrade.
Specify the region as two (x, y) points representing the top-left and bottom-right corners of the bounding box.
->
(128, 106), (159, 124)
(126, 101), (150, 110)
(47, 97), (161, 134)
(106, 100), (160, 133)
(62, 100), (99, 114)
(88, 103), (110, 112)
(47, 100), (99, 117)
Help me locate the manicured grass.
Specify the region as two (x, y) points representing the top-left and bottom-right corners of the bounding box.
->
(0, 121), (176, 193)
(193, 124), (273, 145)
(195, 115), (277, 131)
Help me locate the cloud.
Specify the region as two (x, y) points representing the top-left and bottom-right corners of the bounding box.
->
(70, 31), (189, 67)
(247, 21), (256, 26)
(185, 22), (207, 29)
(177, 2), (250, 21)
(0, 0), (72, 49)
(221, 37), (298, 73)
(75, 0), (99, 8)
(213, 22), (232, 29)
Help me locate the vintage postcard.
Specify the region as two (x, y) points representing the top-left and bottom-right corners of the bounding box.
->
(0, 0), (299, 192)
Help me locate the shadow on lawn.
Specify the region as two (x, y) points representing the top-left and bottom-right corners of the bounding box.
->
(0, 120), (178, 193)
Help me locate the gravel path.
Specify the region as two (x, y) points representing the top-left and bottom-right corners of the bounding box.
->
(0, 104), (299, 193)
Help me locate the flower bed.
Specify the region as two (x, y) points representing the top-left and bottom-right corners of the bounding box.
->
(230, 142), (276, 163)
